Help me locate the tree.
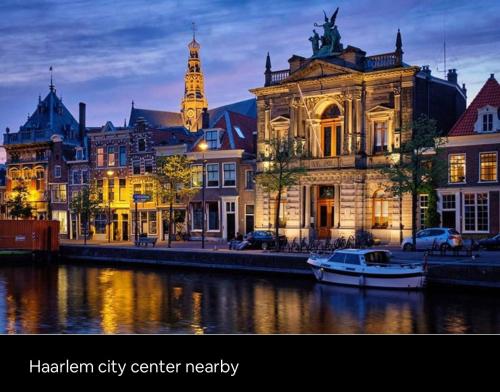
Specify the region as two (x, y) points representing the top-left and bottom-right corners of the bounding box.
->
(7, 182), (33, 219)
(156, 155), (198, 248)
(256, 137), (307, 251)
(69, 186), (101, 245)
(379, 114), (447, 249)
(424, 188), (441, 228)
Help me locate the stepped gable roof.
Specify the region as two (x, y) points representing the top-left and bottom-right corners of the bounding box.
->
(449, 75), (500, 136)
(129, 108), (183, 128)
(212, 111), (256, 154)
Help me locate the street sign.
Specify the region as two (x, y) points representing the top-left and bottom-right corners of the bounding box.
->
(133, 194), (151, 203)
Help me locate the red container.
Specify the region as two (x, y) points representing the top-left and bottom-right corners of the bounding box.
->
(0, 220), (59, 252)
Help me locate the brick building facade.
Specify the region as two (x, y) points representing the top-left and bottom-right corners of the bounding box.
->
(436, 74), (500, 238)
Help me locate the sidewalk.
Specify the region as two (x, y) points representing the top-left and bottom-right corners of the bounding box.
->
(60, 239), (500, 264)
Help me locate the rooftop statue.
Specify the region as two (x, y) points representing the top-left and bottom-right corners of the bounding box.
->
(313, 7), (343, 57)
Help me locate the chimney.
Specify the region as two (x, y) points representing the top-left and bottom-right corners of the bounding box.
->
(202, 108), (210, 129)
(421, 65), (431, 77)
(79, 102), (86, 141)
(490, 73), (496, 80)
(447, 69), (458, 84)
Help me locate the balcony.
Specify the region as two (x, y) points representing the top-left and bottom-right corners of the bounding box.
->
(365, 52), (400, 70)
(267, 69), (290, 86)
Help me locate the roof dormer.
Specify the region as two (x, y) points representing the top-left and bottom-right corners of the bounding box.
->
(475, 105), (499, 133)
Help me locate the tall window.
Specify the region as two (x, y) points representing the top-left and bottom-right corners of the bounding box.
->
(108, 179), (114, 202)
(94, 213), (107, 234)
(206, 163), (219, 187)
(373, 190), (389, 228)
(419, 194), (429, 229)
(192, 203), (203, 230)
(145, 182), (154, 199)
(97, 180), (104, 202)
(54, 165), (61, 178)
(35, 169), (44, 190)
(205, 130), (218, 149)
(144, 161), (153, 174)
(72, 170), (81, 185)
(51, 184), (67, 202)
(207, 202), (219, 230)
(483, 114), (493, 132)
(191, 165), (203, 187)
(107, 146), (115, 166)
(374, 121), (388, 153)
(133, 161), (141, 175)
(449, 154), (466, 183)
(480, 152), (497, 182)
(245, 170), (255, 190)
(133, 183), (142, 195)
(223, 163), (236, 187)
(119, 146), (127, 166)
(82, 170), (89, 184)
(97, 148), (104, 167)
(138, 139), (146, 152)
(119, 179), (127, 201)
(464, 193), (489, 232)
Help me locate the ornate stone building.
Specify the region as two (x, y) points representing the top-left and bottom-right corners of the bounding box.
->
(250, 9), (466, 244)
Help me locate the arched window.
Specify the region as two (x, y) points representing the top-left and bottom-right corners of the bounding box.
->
(10, 168), (19, 180)
(320, 104), (342, 157)
(23, 167), (31, 179)
(321, 104), (341, 119)
(373, 190), (389, 228)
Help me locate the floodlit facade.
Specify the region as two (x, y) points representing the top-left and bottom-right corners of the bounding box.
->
(250, 12), (466, 244)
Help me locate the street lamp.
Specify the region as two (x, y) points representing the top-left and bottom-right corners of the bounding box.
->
(106, 170), (114, 243)
(198, 140), (208, 249)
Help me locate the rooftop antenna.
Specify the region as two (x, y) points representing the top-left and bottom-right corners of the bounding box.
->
(436, 14), (447, 78)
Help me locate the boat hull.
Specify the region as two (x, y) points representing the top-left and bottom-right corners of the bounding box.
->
(309, 265), (425, 289)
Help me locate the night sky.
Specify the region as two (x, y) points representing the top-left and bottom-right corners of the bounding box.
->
(1, 0), (499, 162)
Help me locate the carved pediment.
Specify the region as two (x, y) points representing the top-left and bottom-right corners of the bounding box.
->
(270, 115), (290, 126)
(366, 104), (394, 114)
(285, 59), (359, 83)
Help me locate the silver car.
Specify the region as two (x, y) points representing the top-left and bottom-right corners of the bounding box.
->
(401, 227), (463, 251)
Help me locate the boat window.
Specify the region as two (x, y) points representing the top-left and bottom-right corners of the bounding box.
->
(328, 253), (346, 263)
(344, 254), (360, 265)
(364, 252), (390, 264)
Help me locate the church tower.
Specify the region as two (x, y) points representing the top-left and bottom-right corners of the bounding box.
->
(181, 24), (208, 131)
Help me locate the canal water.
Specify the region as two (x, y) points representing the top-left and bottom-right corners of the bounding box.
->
(1, 263), (500, 334)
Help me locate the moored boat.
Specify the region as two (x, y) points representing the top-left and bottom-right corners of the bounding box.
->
(307, 249), (425, 289)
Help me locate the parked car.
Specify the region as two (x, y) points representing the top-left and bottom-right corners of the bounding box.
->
(401, 228), (462, 251)
(244, 231), (287, 250)
(479, 234), (500, 250)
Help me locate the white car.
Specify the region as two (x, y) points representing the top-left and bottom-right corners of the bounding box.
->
(401, 228), (462, 251)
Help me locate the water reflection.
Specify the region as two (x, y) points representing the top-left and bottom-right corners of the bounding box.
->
(0, 264), (500, 333)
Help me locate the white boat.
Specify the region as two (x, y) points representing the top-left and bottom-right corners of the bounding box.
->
(307, 249), (426, 289)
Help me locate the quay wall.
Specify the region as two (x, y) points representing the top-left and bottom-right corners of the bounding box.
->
(59, 245), (500, 289)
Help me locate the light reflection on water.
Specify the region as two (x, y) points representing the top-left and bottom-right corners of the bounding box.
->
(0, 264), (500, 334)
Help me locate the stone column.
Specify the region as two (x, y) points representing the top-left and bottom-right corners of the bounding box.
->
(353, 92), (362, 154)
(334, 184), (341, 227)
(360, 85), (367, 155)
(305, 184), (311, 228)
(393, 86), (402, 150)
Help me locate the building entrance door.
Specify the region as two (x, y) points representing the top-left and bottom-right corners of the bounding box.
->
(316, 186), (335, 239)
(122, 214), (129, 241)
